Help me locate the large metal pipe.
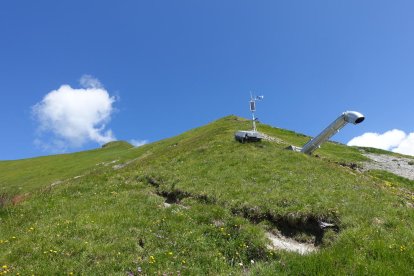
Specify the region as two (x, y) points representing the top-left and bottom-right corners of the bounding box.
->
(300, 111), (365, 155)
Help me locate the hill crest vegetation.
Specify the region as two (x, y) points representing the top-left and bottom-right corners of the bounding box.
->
(0, 115), (413, 275)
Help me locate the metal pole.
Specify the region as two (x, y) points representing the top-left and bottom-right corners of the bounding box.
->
(252, 111), (256, 132)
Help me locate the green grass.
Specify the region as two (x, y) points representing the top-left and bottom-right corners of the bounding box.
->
(0, 115), (413, 275)
(0, 141), (139, 198)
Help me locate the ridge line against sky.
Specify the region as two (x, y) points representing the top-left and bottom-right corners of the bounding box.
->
(1, 1), (414, 159)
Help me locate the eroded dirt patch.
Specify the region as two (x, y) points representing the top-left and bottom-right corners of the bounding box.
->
(232, 206), (339, 254)
(157, 189), (191, 204)
(11, 193), (29, 205)
(233, 207), (338, 241)
(337, 161), (363, 172)
(143, 176), (215, 207)
(142, 175), (339, 254)
(266, 232), (316, 255)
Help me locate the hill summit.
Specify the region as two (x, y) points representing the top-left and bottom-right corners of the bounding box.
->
(101, 141), (134, 149)
(0, 116), (413, 275)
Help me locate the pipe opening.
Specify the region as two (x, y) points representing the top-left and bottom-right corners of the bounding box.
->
(355, 117), (365, 124)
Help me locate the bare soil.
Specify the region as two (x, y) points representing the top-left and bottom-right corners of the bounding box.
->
(266, 232), (316, 255)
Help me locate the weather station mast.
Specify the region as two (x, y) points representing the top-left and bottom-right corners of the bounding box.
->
(235, 93), (264, 143)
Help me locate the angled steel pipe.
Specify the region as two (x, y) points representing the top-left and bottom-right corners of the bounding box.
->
(300, 111), (365, 155)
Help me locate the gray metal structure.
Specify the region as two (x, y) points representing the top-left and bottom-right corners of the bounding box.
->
(291, 111), (365, 154)
(235, 130), (263, 143)
(235, 94), (264, 143)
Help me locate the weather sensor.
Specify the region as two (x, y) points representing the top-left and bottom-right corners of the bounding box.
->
(235, 94), (264, 143)
(287, 111), (365, 154)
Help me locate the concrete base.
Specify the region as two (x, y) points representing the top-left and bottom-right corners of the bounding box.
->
(234, 131), (263, 143)
(285, 145), (303, 152)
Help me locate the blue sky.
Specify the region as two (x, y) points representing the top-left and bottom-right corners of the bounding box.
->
(1, 1), (414, 160)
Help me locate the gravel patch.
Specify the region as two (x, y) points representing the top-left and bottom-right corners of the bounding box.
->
(363, 153), (414, 180)
(261, 133), (285, 144)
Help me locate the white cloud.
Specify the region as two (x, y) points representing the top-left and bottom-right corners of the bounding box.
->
(130, 139), (148, 147)
(33, 75), (116, 151)
(79, 74), (103, 89)
(393, 133), (414, 156)
(348, 129), (414, 156)
(347, 129), (406, 150)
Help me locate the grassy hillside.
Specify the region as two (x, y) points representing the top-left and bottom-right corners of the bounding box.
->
(0, 116), (413, 275)
(0, 141), (137, 201)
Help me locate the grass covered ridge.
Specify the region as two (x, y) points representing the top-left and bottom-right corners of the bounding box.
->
(0, 141), (138, 204)
(0, 115), (413, 275)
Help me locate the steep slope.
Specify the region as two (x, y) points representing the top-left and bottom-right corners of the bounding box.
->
(0, 116), (413, 275)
